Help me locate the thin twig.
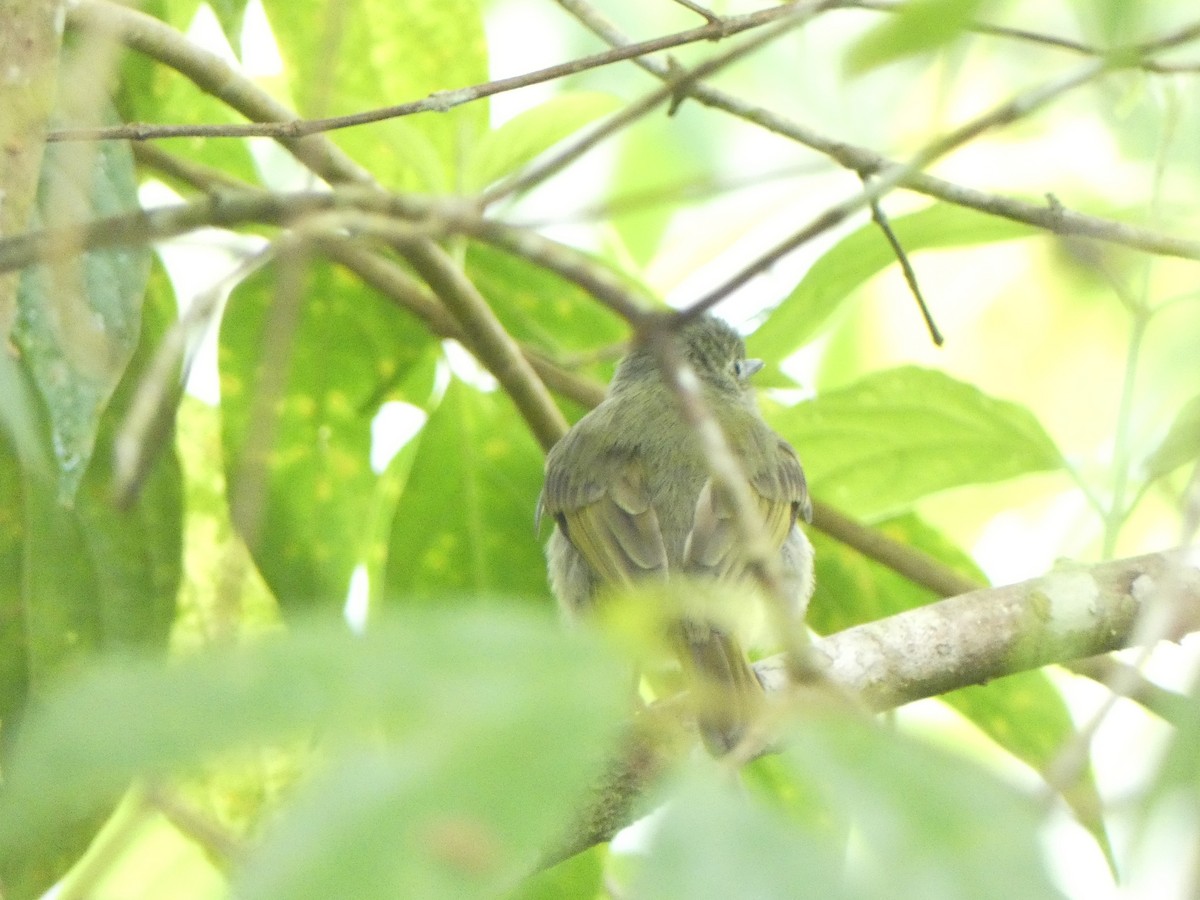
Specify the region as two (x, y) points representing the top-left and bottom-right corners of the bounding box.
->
(482, 0), (840, 206)
(56, 2), (805, 143)
(862, 177), (943, 346)
(555, 0), (1200, 264)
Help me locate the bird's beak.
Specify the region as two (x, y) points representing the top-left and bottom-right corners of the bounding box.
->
(741, 358), (764, 380)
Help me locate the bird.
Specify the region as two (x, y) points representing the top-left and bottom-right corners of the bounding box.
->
(536, 314), (814, 755)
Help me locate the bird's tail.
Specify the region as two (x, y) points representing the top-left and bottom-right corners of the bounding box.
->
(671, 619), (764, 756)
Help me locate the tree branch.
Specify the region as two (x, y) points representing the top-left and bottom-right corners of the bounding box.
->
(555, 547), (1200, 859)
(554, 0), (1200, 263)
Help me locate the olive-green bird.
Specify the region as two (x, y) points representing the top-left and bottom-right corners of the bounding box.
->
(537, 315), (814, 755)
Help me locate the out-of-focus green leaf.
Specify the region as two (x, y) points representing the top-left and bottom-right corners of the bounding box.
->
(944, 671), (1113, 867)
(845, 0), (985, 75)
(771, 366), (1064, 518)
(633, 761), (850, 900)
(805, 510), (985, 635)
(508, 844), (606, 900)
(219, 259), (434, 614)
(635, 714), (1063, 899)
(466, 243), (630, 365)
(781, 714), (1062, 899)
(383, 378), (550, 604)
(15, 116), (149, 502)
(0, 608), (626, 900)
(1145, 393), (1200, 478)
(0, 265), (182, 900)
(264, 0), (488, 190)
(465, 92), (623, 191)
(115, 8), (257, 184)
(747, 204), (1036, 366)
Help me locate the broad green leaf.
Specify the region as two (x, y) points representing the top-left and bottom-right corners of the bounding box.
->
(219, 259), (435, 614)
(608, 113), (710, 267)
(777, 715), (1062, 899)
(0, 609), (626, 899)
(0, 267), (182, 900)
(509, 844), (606, 900)
(55, 801), (227, 900)
(465, 243), (629, 369)
(115, 7), (257, 185)
(383, 378), (550, 603)
(944, 671), (1113, 867)
(1144, 393), (1200, 479)
(465, 92), (623, 191)
(805, 511), (985, 636)
(15, 115), (150, 501)
(845, 0), (986, 75)
(264, 0), (488, 190)
(747, 204), (1037, 366)
(633, 763), (850, 900)
(637, 715), (1061, 899)
(771, 366), (1064, 517)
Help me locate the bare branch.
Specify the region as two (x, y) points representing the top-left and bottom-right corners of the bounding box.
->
(555, 0), (1200, 264)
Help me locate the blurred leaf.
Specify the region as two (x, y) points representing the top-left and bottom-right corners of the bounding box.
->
(805, 510), (985, 635)
(383, 378), (550, 603)
(466, 243), (630, 363)
(115, 5), (257, 184)
(1145, 393), (1200, 479)
(633, 762), (850, 900)
(14, 115), (149, 501)
(771, 366), (1064, 517)
(55, 800), (227, 900)
(608, 114), (708, 267)
(0, 608), (626, 900)
(747, 204), (1036, 366)
(845, 0), (985, 75)
(636, 716), (1062, 899)
(945, 672), (1113, 866)
(219, 259), (435, 614)
(0, 266), (182, 899)
(264, 0), (488, 190)
(465, 92), (623, 191)
(779, 714), (1062, 899)
(508, 844), (605, 900)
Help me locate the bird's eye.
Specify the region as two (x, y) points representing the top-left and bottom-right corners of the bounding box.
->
(732, 358), (764, 381)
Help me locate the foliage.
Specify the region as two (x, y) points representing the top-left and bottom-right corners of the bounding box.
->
(1, 0), (1198, 897)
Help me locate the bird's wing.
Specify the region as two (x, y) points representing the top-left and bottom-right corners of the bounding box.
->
(541, 448), (669, 585)
(684, 437), (809, 581)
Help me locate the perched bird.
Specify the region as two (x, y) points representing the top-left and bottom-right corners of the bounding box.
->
(537, 314), (814, 755)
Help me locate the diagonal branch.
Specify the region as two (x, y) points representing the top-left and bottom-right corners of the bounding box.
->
(555, 546), (1200, 860)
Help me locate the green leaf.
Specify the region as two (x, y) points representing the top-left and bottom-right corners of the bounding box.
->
(508, 845), (606, 900)
(1145, 393), (1200, 479)
(636, 715), (1062, 899)
(219, 259), (435, 614)
(383, 378), (550, 603)
(0, 609), (626, 900)
(264, 0), (489, 190)
(15, 117), (150, 501)
(780, 715), (1062, 899)
(944, 671), (1113, 867)
(465, 242), (629, 364)
(771, 366), (1064, 517)
(633, 763), (850, 900)
(465, 92), (623, 191)
(845, 0), (985, 75)
(747, 204), (1036, 366)
(805, 511), (985, 635)
(0, 266), (182, 900)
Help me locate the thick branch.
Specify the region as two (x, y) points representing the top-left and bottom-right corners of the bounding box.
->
(558, 547), (1200, 859)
